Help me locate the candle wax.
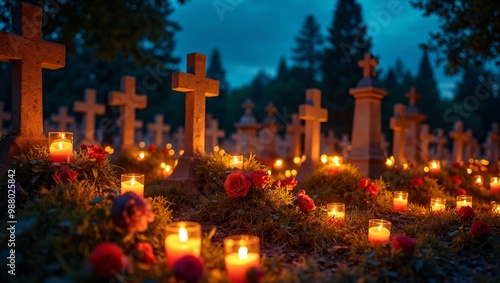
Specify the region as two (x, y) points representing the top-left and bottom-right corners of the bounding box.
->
(490, 183), (500, 194)
(327, 211), (345, 220)
(225, 252), (260, 283)
(49, 140), (73, 162)
(456, 201), (472, 211)
(368, 226), (390, 245)
(393, 197), (408, 211)
(431, 203), (445, 212)
(165, 234), (201, 268)
(121, 180), (144, 198)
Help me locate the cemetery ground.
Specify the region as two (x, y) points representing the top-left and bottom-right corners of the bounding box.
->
(1, 145), (499, 283)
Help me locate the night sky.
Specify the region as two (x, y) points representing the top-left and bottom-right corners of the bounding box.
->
(171, 0), (458, 99)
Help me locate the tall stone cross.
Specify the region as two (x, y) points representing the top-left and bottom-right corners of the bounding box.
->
(0, 101), (12, 133)
(403, 87), (426, 162)
(205, 113), (225, 152)
(405, 87), (420, 107)
(359, 53), (377, 78)
(390, 104), (410, 166)
(50, 106), (75, 132)
(109, 76), (147, 148)
(286, 114), (304, 158)
(449, 120), (468, 162)
(147, 114), (171, 146)
(0, 3), (65, 153)
(464, 129), (479, 160)
(74, 88), (105, 144)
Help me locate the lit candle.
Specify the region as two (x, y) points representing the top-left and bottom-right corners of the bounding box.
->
(430, 198), (446, 212)
(48, 132), (73, 163)
(165, 222), (201, 268)
(490, 177), (500, 194)
(368, 219), (391, 245)
(163, 165), (173, 178)
(393, 191), (408, 211)
(456, 195), (472, 211)
(224, 235), (260, 283)
(474, 175), (483, 186)
(328, 156), (343, 174)
(230, 155), (244, 169)
(121, 173), (145, 198)
(385, 156), (394, 168)
(429, 160), (440, 174)
(492, 202), (500, 215)
(274, 158), (283, 169)
(326, 203), (345, 223)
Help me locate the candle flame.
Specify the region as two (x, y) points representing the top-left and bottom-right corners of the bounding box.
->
(332, 209), (336, 216)
(377, 225), (382, 231)
(494, 179), (499, 184)
(165, 165), (171, 172)
(267, 170), (271, 176)
(131, 177), (135, 186)
(179, 227), (188, 242)
(385, 158), (393, 167)
(58, 142), (63, 149)
(62, 133), (65, 139)
(333, 156), (340, 166)
(463, 200), (466, 204)
(476, 177), (482, 183)
(233, 156), (238, 164)
(238, 246), (248, 260)
(431, 162), (437, 169)
(139, 152), (145, 159)
(321, 155), (328, 164)
(434, 202), (439, 207)
(399, 195), (403, 200)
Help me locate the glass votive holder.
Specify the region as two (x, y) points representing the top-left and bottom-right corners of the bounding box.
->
(428, 160), (441, 174)
(326, 203), (345, 222)
(430, 198), (446, 212)
(490, 177), (500, 194)
(48, 132), (73, 163)
(368, 219), (391, 245)
(328, 156), (343, 174)
(229, 155), (244, 169)
(164, 221), (202, 268)
(492, 202), (500, 215)
(121, 173), (145, 198)
(393, 191), (409, 212)
(456, 195), (472, 211)
(224, 235), (260, 283)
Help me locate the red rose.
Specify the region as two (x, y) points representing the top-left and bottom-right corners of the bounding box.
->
(451, 176), (462, 185)
(148, 144), (157, 152)
(392, 235), (417, 257)
(470, 220), (492, 237)
(135, 242), (156, 264)
(246, 169), (270, 189)
(452, 162), (461, 168)
(174, 255), (204, 283)
(366, 183), (379, 196)
(53, 165), (77, 183)
(80, 144), (107, 163)
(296, 190), (316, 213)
(224, 170), (251, 198)
(273, 180), (281, 188)
(90, 242), (125, 280)
(452, 188), (467, 196)
(457, 206), (475, 222)
(358, 178), (370, 190)
(411, 176), (424, 187)
(281, 177), (298, 191)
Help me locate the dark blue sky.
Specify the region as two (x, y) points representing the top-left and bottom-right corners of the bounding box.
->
(171, 0), (458, 98)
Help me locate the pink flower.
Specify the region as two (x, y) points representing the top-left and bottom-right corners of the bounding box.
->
(80, 144), (107, 163)
(135, 242), (156, 264)
(366, 183), (379, 196)
(281, 177), (298, 191)
(246, 169), (270, 189)
(174, 255), (204, 283)
(224, 170), (251, 198)
(411, 176), (424, 187)
(90, 242), (125, 280)
(470, 220), (492, 238)
(53, 165), (77, 183)
(296, 190), (315, 213)
(358, 178), (370, 190)
(392, 235), (417, 257)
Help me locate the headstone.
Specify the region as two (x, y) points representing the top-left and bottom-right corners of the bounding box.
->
(403, 87), (426, 162)
(485, 123), (499, 163)
(173, 126), (185, 151)
(339, 133), (350, 160)
(163, 52), (219, 193)
(450, 120), (468, 162)
(0, 101), (12, 133)
(0, 3), (65, 167)
(297, 89), (327, 181)
(205, 113), (225, 152)
(419, 124), (434, 162)
(147, 114), (171, 147)
(348, 53), (387, 176)
(50, 106), (75, 132)
(286, 113), (304, 158)
(74, 88), (105, 145)
(390, 104), (410, 166)
(235, 99), (260, 155)
(464, 130), (479, 160)
(109, 76), (147, 148)
(434, 129), (448, 161)
(259, 102), (279, 158)
(321, 130), (338, 155)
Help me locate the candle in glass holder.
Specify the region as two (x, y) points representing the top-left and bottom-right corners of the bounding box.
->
(430, 198), (446, 212)
(429, 160), (441, 174)
(165, 221), (201, 268)
(163, 165), (173, 178)
(224, 235), (260, 283)
(456, 195), (472, 211)
(490, 177), (500, 194)
(492, 202), (500, 215)
(327, 203), (345, 222)
(368, 219), (391, 245)
(121, 173), (145, 198)
(328, 156), (343, 174)
(393, 191), (408, 211)
(229, 155), (243, 169)
(49, 132), (73, 163)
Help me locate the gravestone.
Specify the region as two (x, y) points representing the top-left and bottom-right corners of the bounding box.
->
(450, 121), (468, 162)
(235, 99), (260, 156)
(403, 87), (426, 162)
(173, 126), (185, 151)
(434, 129), (448, 161)
(297, 89), (327, 181)
(0, 3), (65, 167)
(321, 130), (338, 155)
(286, 113), (304, 158)
(348, 53), (387, 176)
(51, 106), (75, 132)
(390, 104), (410, 166)
(147, 114), (171, 147)
(259, 102), (279, 158)
(419, 124), (434, 162)
(205, 113), (225, 152)
(339, 134), (350, 160)
(0, 101), (12, 133)
(162, 52), (219, 193)
(74, 88), (105, 145)
(464, 130), (479, 160)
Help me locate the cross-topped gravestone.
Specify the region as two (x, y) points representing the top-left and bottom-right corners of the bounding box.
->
(109, 76), (147, 148)
(286, 114), (304, 158)
(419, 124), (434, 162)
(403, 87), (426, 163)
(147, 114), (171, 147)
(0, 101), (12, 133)
(0, 3), (65, 165)
(359, 53), (377, 78)
(390, 104), (410, 166)
(450, 120), (468, 162)
(205, 113), (225, 152)
(297, 89), (327, 181)
(74, 88), (105, 145)
(50, 106), (75, 132)
(405, 87), (420, 107)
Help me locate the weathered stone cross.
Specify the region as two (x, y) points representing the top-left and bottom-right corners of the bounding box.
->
(205, 114), (224, 152)
(286, 114), (304, 158)
(147, 114), (170, 146)
(390, 104), (410, 165)
(359, 53), (377, 78)
(299, 89), (327, 165)
(405, 87), (420, 107)
(50, 106), (75, 132)
(74, 88), (105, 144)
(449, 120), (468, 162)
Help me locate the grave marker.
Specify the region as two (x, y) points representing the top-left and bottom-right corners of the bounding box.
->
(147, 114), (171, 147)
(450, 121), (468, 162)
(390, 104), (410, 166)
(50, 106), (75, 132)
(74, 88), (105, 145)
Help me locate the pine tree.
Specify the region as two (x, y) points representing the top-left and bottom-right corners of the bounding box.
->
(277, 56), (289, 80)
(291, 15), (323, 88)
(206, 48), (230, 131)
(321, 0), (372, 136)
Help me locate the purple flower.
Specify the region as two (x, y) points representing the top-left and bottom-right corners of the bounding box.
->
(110, 192), (155, 233)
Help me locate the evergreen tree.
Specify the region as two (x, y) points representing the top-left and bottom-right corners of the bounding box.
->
(277, 56), (289, 80)
(206, 48), (230, 131)
(291, 15), (323, 88)
(321, 0), (372, 136)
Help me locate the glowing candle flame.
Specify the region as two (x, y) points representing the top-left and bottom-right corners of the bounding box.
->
(179, 227), (188, 242)
(399, 195), (403, 200)
(233, 156), (238, 164)
(166, 165), (172, 172)
(62, 133), (65, 139)
(238, 246), (248, 260)
(377, 225), (382, 231)
(333, 156), (340, 166)
(58, 142), (63, 149)
(131, 177), (135, 186)
(332, 209), (337, 216)
(139, 152), (145, 159)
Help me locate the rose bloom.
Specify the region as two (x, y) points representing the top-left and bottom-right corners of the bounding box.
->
(224, 170), (251, 198)
(358, 178), (370, 190)
(366, 183), (379, 196)
(453, 188), (467, 196)
(452, 162), (461, 168)
(111, 192), (155, 233)
(281, 177), (298, 191)
(80, 144), (107, 163)
(174, 255), (204, 283)
(246, 169), (270, 189)
(148, 144), (157, 152)
(451, 176), (462, 185)
(470, 220), (492, 237)
(296, 190), (316, 213)
(392, 235), (417, 257)
(135, 242), (156, 264)
(411, 176), (424, 187)
(272, 180), (281, 188)
(90, 242), (126, 280)
(53, 165), (77, 183)
(457, 206), (475, 222)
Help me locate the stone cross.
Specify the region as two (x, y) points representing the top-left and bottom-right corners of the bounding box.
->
(0, 101), (12, 133)
(0, 3), (65, 152)
(464, 129), (479, 160)
(260, 102), (279, 157)
(205, 113), (225, 152)
(339, 133), (350, 160)
(405, 87), (420, 107)
(173, 126), (185, 151)
(434, 129), (448, 161)
(449, 120), (468, 162)
(74, 88), (105, 144)
(50, 106), (75, 132)
(419, 124), (434, 162)
(359, 53), (377, 78)
(109, 76), (147, 148)
(147, 114), (171, 146)
(321, 130), (338, 155)
(286, 114), (304, 158)
(486, 123), (499, 163)
(390, 104), (410, 166)
(403, 87), (426, 163)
